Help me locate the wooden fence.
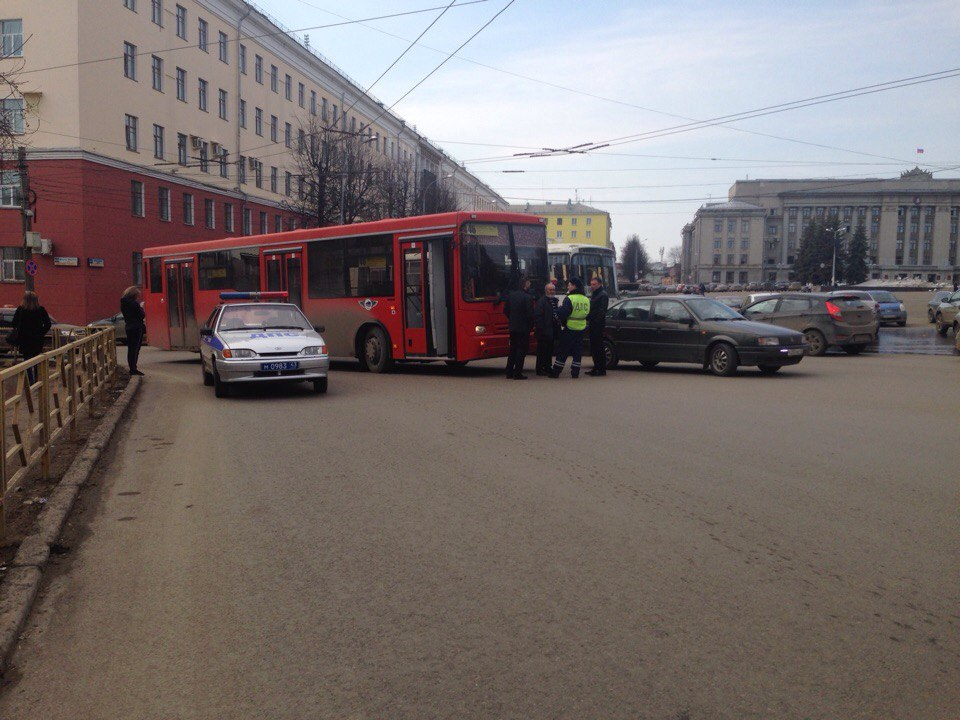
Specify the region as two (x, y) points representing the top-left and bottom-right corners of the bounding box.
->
(0, 328), (118, 540)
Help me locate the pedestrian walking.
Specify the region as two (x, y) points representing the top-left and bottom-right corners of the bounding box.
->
(503, 275), (534, 380)
(9, 291), (52, 384)
(586, 277), (609, 376)
(121, 285), (146, 376)
(535, 283), (560, 375)
(549, 277), (590, 379)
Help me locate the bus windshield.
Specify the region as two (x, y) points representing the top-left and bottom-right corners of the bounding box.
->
(460, 222), (547, 301)
(550, 250), (617, 296)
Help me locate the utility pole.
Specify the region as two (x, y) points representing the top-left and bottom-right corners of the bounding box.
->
(18, 146), (34, 291)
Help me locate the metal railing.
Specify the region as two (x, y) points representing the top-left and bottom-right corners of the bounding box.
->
(0, 327), (117, 540)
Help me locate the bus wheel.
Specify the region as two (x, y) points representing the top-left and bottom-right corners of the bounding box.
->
(361, 327), (393, 373)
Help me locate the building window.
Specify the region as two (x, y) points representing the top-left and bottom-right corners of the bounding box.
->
(740, 254), (748, 264)
(254, 107), (263, 136)
(298, 82), (305, 108)
(741, 239), (749, 249)
(152, 124), (164, 159)
(238, 44), (247, 74)
(237, 98), (246, 128)
(321, 96), (327, 120)
(0, 99), (24, 134)
(571, 217), (577, 226)
(124, 0), (137, 11)
(204, 198), (215, 229)
(199, 142), (208, 172)
(176, 133), (187, 165)
(198, 78), (208, 111)
(555, 230), (562, 239)
(131, 180), (145, 217)
(182, 193), (194, 225)
(224, 203), (234, 232)
(151, 0), (163, 26)
(254, 55), (263, 83)
(243, 207), (252, 235)
(284, 122), (292, 148)
(284, 74), (292, 100)
(158, 187), (170, 221)
(0, 171), (20, 207)
(556, 217), (562, 226)
(132, 251), (143, 286)
(259, 211), (267, 234)
(151, 55), (163, 91)
(175, 5), (186, 38)
(218, 89), (228, 120)
(713, 239), (722, 249)
(585, 230), (591, 239)
(270, 115), (277, 142)
(176, 67), (186, 101)
(197, 18), (208, 52)
(254, 160), (262, 188)
(333, 105), (338, 126)
(123, 42), (137, 80)
(218, 31), (228, 63)
(727, 219), (735, 233)
(270, 166), (277, 193)
(311, 90), (317, 116)
(124, 114), (138, 151)
(285, 171), (292, 196)
(218, 148), (229, 178)
(0, 248), (24, 282)
(238, 156), (245, 184)
(298, 129), (305, 151)
(270, 64), (278, 92)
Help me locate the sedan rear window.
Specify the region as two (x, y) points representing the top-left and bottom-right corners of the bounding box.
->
(870, 291), (898, 303)
(830, 296), (866, 307)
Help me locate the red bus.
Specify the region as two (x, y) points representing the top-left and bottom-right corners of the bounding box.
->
(142, 211), (548, 371)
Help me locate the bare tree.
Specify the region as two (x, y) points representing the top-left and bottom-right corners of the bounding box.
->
(665, 245), (682, 267)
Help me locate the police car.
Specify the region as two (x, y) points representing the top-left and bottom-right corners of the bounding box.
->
(199, 292), (329, 398)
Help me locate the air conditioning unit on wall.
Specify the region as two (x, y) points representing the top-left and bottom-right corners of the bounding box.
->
(190, 135), (204, 150)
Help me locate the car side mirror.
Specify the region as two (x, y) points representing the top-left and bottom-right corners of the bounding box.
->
(199, 327), (213, 337)
(685, 317), (696, 327)
(313, 324), (325, 334)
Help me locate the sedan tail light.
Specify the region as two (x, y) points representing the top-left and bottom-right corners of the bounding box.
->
(825, 301), (843, 321)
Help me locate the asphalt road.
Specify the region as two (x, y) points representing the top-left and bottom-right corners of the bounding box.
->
(1, 348), (958, 719)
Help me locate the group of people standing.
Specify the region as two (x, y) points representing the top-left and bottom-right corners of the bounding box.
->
(502, 275), (609, 380)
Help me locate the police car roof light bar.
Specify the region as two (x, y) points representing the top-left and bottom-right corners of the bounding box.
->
(219, 291), (289, 301)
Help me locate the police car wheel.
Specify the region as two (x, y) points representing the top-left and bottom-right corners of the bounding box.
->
(213, 367), (230, 398)
(312, 377), (327, 394)
(202, 360), (214, 386)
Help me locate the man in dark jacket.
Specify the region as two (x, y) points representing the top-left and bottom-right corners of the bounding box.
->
(534, 282), (560, 375)
(586, 277), (609, 376)
(502, 275), (534, 380)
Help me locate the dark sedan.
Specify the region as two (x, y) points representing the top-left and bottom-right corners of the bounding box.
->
(602, 296), (806, 376)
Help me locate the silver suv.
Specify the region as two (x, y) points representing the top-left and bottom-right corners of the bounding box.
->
(933, 291), (960, 336)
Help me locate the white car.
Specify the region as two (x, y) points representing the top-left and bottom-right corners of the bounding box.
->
(199, 300), (329, 398)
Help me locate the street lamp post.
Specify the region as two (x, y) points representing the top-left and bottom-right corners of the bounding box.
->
(826, 224), (849, 288)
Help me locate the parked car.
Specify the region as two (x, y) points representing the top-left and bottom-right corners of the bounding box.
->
(828, 290), (880, 334)
(714, 295), (744, 310)
(864, 290), (907, 326)
(927, 290), (952, 322)
(933, 291), (960, 336)
(744, 292), (778, 306)
(787, 282), (802, 291)
(602, 295), (806, 376)
(740, 292), (877, 356)
(90, 312), (128, 344)
(0, 307), (83, 351)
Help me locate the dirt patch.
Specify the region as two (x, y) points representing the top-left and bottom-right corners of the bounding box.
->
(0, 376), (129, 572)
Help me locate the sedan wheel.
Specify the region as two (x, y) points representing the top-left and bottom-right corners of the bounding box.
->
(603, 340), (619, 369)
(708, 342), (739, 377)
(803, 329), (827, 356)
(935, 315), (948, 336)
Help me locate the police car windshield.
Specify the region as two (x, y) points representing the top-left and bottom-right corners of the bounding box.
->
(218, 305), (311, 332)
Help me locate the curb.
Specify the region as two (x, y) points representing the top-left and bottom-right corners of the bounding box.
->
(0, 374), (141, 675)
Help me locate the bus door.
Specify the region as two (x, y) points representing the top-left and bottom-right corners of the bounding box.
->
(400, 241), (429, 355)
(425, 237), (452, 356)
(262, 247), (303, 306)
(165, 259), (198, 349)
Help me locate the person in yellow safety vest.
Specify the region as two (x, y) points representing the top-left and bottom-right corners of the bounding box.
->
(549, 277), (590, 379)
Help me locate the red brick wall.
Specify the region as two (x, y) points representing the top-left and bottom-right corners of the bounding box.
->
(0, 158), (296, 324)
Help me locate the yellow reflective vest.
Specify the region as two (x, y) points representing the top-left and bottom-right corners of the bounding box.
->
(566, 292), (589, 331)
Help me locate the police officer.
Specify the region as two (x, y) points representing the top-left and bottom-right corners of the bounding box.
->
(503, 274), (534, 380)
(586, 276), (609, 376)
(534, 282), (560, 376)
(550, 277), (589, 379)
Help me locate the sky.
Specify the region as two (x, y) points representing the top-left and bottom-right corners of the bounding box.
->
(254, 0), (960, 258)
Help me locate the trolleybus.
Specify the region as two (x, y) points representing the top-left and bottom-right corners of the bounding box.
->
(548, 243), (619, 297)
(143, 211), (548, 372)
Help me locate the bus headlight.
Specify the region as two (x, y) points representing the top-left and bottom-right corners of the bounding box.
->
(223, 348), (256, 358)
(475, 325), (486, 334)
(299, 345), (327, 356)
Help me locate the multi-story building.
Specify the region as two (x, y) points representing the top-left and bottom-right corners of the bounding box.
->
(0, 0), (505, 322)
(681, 169), (960, 285)
(508, 200), (612, 250)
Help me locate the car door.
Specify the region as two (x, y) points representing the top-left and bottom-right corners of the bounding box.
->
(740, 297), (780, 325)
(613, 298), (655, 360)
(651, 299), (698, 362)
(945, 292), (960, 324)
(771, 296), (811, 331)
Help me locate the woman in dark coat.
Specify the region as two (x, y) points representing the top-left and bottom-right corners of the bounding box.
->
(120, 286), (146, 375)
(11, 291), (52, 383)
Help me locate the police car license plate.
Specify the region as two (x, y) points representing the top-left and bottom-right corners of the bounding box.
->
(261, 361), (299, 372)
(787, 348), (804, 356)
